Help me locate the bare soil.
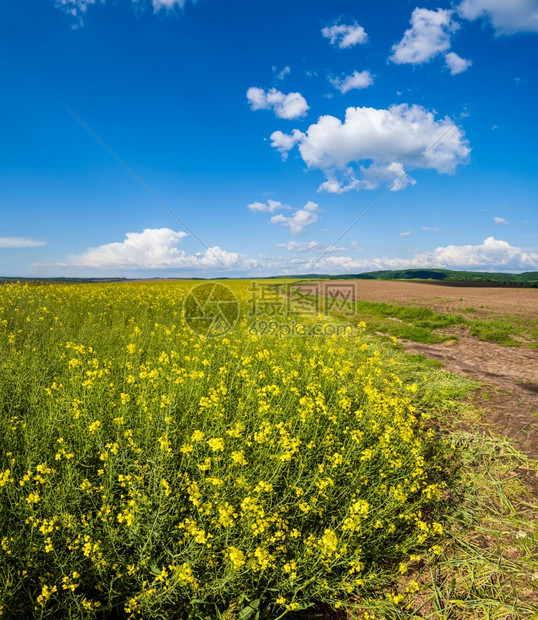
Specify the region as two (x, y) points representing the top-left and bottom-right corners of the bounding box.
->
(340, 279), (538, 318)
(326, 281), (538, 462)
(404, 335), (538, 460)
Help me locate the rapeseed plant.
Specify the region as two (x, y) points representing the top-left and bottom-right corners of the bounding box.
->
(0, 281), (453, 618)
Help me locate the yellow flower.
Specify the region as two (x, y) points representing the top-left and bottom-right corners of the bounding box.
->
(231, 450), (247, 466)
(37, 584), (57, 606)
(320, 529), (338, 556)
(191, 430), (205, 442)
(88, 420), (101, 434)
(207, 437), (225, 452)
(227, 546), (245, 569)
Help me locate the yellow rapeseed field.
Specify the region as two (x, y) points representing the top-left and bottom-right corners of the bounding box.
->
(0, 281), (452, 618)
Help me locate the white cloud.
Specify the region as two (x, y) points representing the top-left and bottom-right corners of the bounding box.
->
(329, 70), (374, 94)
(321, 22), (368, 48)
(359, 161), (416, 192)
(247, 200), (287, 213)
(458, 0), (538, 35)
(445, 51), (473, 74)
(270, 129), (303, 160)
(152, 0), (187, 10)
(276, 241), (325, 253)
(271, 202), (319, 235)
(55, 0), (96, 26)
(273, 66), (291, 80)
(56, 0), (191, 25)
(426, 237), (536, 268)
(297, 237), (538, 273)
(271, 104), (470, 193)
(48, 228), (257, 271)
(275, 241), (345, 253)
(400, 231), (413, 237)
(390, 8), (458, 65)
(246, 87), (309, 120)
(422, 226), (441, 231)
(494, 216), (508, 224)
(0, 237), (46, 249)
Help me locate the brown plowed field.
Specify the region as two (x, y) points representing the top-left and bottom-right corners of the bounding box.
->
(343, 279), (538, 318)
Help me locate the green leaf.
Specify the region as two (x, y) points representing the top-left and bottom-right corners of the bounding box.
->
(238, 599), (261, 620)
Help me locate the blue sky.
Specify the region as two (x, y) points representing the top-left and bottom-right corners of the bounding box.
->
(1, 0), (537, 277)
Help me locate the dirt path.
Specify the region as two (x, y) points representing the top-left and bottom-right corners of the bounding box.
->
(402, 335), (538, 461)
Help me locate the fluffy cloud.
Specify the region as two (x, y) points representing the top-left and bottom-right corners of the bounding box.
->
(270, 129), (303, 160)
(270, 202), (319, 235)
(50, 228), (257, 271)
(390, 8), (459, 65)
(329, 70), (374, 94)
(445, 51), (473, 74)
(321, 22), (368, 48)
(400, 231), (413, 237)
(0, 237), (46, 248)
(358, 161), (416, 192)
(426, 237), (537, 268)
(271, 104), (470, 193)
(246, 88), (309, 120)
(458, 0), (538, 34)
(300, 237), (538, 272)
(494, 216), (508, 224)
(247, 200), (287, 213)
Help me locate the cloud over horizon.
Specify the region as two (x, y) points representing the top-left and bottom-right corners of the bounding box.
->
(0, 237), (47, 249)
(33, 231), (538, 277)
(41, 228), (258, 271)
(295, 237), (538, 273)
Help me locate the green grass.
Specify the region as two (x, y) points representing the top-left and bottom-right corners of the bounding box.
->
(328, 294), (538, 348)
(468, 316), (538, 347)
(337, 345), (538, 619)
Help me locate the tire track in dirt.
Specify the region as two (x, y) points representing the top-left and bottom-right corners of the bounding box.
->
(401, 335), (538, 461)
